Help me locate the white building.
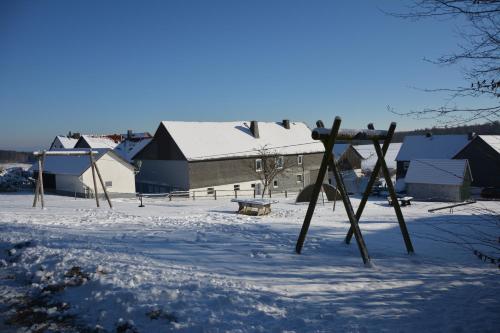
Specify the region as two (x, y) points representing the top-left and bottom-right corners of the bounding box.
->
(33, 149), (136, 198)
(405, 159), (473, 202)
(49, 136), (78, 150)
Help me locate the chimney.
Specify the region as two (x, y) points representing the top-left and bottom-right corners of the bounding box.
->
(283, 119), (290, 129)
(468, 132), (476, 140)
(127, 129), (133, 140)
(250, 121), (259, 138)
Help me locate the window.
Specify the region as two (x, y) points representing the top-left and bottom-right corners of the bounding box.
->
(234, 184), (240, 191)
(105, 181), (112, 187)
(251, 183), (256, 188)
(207, 187), (214, 195)
(296, 174), (303, 183)
(255, 159), (262, 172)
(276, 156), (284, 169)
(273, 180), (279, 188)
(298, 155), (303, 165)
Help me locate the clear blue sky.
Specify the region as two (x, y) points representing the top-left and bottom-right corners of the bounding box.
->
(0, 0), (474, 150)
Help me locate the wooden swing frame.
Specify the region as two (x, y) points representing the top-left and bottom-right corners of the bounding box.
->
(295, 117), (414, 264)
(32, 149), (112, 209)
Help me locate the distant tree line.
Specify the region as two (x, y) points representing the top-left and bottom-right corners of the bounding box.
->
(392, 121), (500, 142)
(0, 150), (35, 163)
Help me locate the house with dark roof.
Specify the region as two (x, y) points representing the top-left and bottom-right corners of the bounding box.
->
(133, 120), (325, 194)
(405, 159), (472, 202)
(395, 134), (471, 179)
(49, 136), (78, 150)
(453, 135), (500, 187)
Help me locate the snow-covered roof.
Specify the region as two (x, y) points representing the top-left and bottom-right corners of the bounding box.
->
(51, 136), (78, 149)
(33, 149), (131, 176)
(405, 159), (471, 186)
(114, 138), (152, 162)
(333, 144), (350, 160)
(395, 135), (470, 161)
(79, 135), (119, 149)
(354, 143), (402, 170)
(478, 135), (500, 154)
(160, 121), (324, 161)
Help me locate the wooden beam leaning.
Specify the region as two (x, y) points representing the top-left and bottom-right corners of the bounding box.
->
(373, 142), (415, 254)
(328, 153), (370, 264)
(89, 150), (100, 207)
(345, 122), (396, 244)
(32, 154), (41, 208)
(93, 160), (113, 208)
(39, 152), (46, 209)
(295, 117), (342, 254)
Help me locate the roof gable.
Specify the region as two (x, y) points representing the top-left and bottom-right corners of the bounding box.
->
(478, 135), (500, 154)
(405, 159), (472, 186)
(76, 135), (119, 149)
(354, 142), (402, 169)
(114, 138), (152, 162)
(396, 135), (469, 161)
(160, 121), (324, 161)
(50, 136), (78, 149)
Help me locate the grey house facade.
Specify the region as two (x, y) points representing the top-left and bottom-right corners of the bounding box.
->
(453, 135), (500, 188)
(134, 120), (325, 194)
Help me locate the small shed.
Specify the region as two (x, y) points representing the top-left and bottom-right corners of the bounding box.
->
(33, 149), (136, 198)
(405, 159), (473, 202)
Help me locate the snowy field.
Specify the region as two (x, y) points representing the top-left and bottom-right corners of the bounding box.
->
(0, 193), (499, 332)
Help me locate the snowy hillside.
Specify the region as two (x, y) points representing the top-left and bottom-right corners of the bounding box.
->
(0, 193), (498, 332)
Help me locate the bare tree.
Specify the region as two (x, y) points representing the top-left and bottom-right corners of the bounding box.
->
(387, 0), (500, 125)
(250, 146), (294, 198)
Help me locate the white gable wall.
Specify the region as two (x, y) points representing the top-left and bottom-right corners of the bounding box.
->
(81, 153), (135, 195)
(55, 174), (84, 194)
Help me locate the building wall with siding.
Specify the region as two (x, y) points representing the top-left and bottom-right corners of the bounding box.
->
(454, 138), (500, 187)
(406, 183), (470, 202)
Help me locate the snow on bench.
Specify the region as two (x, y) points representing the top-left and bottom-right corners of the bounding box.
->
(231, 198), (278, 216)
(387, 196), (414, 207)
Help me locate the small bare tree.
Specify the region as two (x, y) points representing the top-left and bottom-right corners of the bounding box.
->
(250, 146), (294, 198)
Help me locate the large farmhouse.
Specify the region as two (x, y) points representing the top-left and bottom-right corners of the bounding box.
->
(134, 120), (325, 194)
(453, 135), (500, 188)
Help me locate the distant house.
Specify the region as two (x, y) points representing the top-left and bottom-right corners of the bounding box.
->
(453, 135), (500, 188)
(114, 131), (152, 163)
(74, 135), (120, 149)
(395, 134), (470, 179)
(133, 120), (325, 194)
(405, 159), (473, 202)
(33, 149), (136, 197)
(354, 142), (402, 171)
(326, 144), (364, 193)
(49, 136), (78, 150)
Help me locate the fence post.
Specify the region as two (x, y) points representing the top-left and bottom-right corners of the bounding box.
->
(234, 190), (237, 199)
(214, 190), (217, 200)
(253, 189), (256, 198)
(285, 190), (288, 198)
(269, 189), (272, 198)
(193, 191), (195, 200)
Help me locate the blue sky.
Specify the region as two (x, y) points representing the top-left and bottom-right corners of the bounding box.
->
(0, 0), (478, 150)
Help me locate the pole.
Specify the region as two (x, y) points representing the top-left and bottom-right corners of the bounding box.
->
(296, 117), (342, 254)
(93, 159), (113, 208)
(39, 152), (45, 209)
(345, 122), (395, 244)
(89, 151), (100, 207)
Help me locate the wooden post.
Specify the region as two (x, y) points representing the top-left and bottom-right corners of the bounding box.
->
(93, 159), (113, 208)
(234, 190), (237, 199)
(214, 190), (217, 200)
(32, 155), (41, 207)
(38, 152), (45, 209)
(296, 117), (341, 254)
(345, 122), (395, 244)
(285, 190), (287, 198)
(89, 151), (100, 207)
(373, 141), (414, 254)
(253, 188), (256, 198)
(192, 191), (195, 200)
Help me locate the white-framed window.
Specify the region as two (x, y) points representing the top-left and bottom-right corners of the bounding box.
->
(296, 174), (303, 183)
(234, 184), (240, 191)
(207, 187), (214, 195)
(255, 159), (262, 172)
(105, 181), (112, 187)
(276, 156), (284, 169)
(273, 180), (279, 188)
(298, 155), (303, 165)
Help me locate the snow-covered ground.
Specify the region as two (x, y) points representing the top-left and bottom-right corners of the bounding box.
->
(0, 193), (498, 332)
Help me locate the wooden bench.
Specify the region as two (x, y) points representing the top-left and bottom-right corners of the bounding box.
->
(231, 199), (278, 216)
(387, 196), (413, 207)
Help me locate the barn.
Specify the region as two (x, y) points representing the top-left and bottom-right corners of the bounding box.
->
(453, 135), (500, 188)
(133, 120), (325, 194)
(33, 149), (136, 198)
(405, 159), (473, 202)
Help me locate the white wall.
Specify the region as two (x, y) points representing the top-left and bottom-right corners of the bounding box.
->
(55, 174), (84, 194)
(81, 153), (136, 194)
